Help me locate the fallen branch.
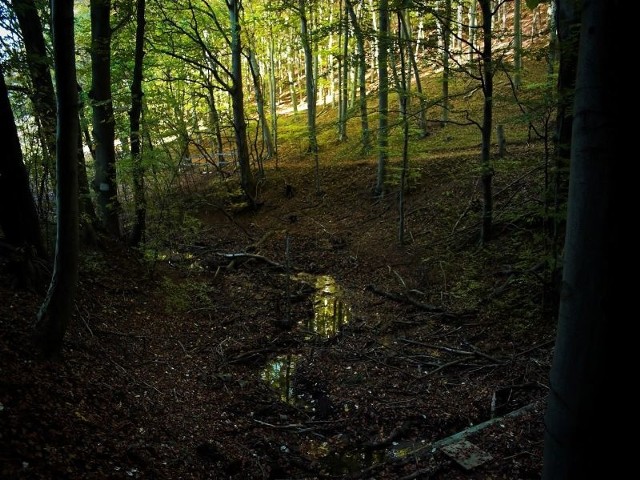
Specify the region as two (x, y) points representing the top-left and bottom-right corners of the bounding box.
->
(411, 400), (543, 457)
(513, 338), (555, 358)
(399, 337), (474, 355)
(216, 252), (285, 270)
(355, 399), (544, 478)
(253, 419), (306, 429)
(365, 285), (443, 313)
(424, 357), (468, 375)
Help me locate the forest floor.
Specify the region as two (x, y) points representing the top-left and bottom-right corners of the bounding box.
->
(1, 138), (558, 479)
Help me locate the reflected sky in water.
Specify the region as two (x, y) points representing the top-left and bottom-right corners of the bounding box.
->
(300, 275), (351, 339)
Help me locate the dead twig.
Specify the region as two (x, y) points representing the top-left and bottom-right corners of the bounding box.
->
(365, 285), (443, 313)
(513, 338), (555, 358)
(216, 252), (285, 270)
(424, 357), (468, 375)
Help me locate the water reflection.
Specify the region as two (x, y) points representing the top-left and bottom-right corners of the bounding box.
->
(260, 354), (298, 404)
(299, 275), (351, 339)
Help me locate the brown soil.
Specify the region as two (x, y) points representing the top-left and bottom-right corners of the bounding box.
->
(1, 143), (556, 479)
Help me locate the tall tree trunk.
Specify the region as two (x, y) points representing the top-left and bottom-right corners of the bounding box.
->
(36, 0), (80, 359)
(76, 114), (98, 247)
(468, 0), (477, 62)
(299, 1), (317, 154)
(441, 0), (451, 126)
(90, 0), (121, 236)
(268, 29), (278, 164)
(11, 0), (57, 165)
(456, 2), (463, 57)
(346, 0), (370, 152)
(228, 0), (255, 203)
(298, 0), (319, 194)
(247, 48), (274, 161)
(0, 66), (46, 261)
(548, 0), (580, 305)
(338, 0), (349, 142)
(542, 0), (619, 476)
(205, 84), (225, 167)
(368, 0), (378, 80)
(128, 0), (146, 246)
(514, 0), (522, 89)
(375, 0), (389, 197)
(399, 9), (428, 137)
(76, 84), (99, 235)
(396, 12), (409, 245)
(479, 0), (494, 245)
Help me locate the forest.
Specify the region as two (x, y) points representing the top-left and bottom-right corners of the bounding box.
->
(0, 0), (617, 479)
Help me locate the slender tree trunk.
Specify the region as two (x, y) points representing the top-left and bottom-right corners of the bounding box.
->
(36, 0), (80, 359)
(287, 60), (298, 115)
(368, 0), (378, 80)
(514, 0), (522, 89)
(339, 0), (349, 142)
(547, 0), (557, 74)
(268, 29), (278, 164)
(346, 0), (370, 152)
(298, 0), (319, 194)
(248, 48), (274, 161)
(479, 0), (494, 245)
(206, 85), (225, 167)
(456, 2), (463, 57)
(396, 12), (409, 245)
(76, 84), (99, 235)
(542, 1), (619, 476)
(299, 1), (317, 154)
(129, 0), (146, 246)
(375, 0), (389, 197)
(441, 0), (451, 126)
(76, 114), (98, 247)
(0, 67), (46, 261)
(399, 10), (428, 137)
(90, 0), (121, 236)
(228, 0), (255, 203)
(468, 0), (477, 62)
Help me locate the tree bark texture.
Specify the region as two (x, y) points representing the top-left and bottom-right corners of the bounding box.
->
(11, 0), (57, 163)
(129, 0), (147, 246)
(0, 67), (46, 260)
(479, 0), (494, 244)
(542, 0), (619, 477)
(90, 0), (121, 236)
(36, 0), (80, 359)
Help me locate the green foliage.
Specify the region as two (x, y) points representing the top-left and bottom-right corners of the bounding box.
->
(385, 164), (423, 191)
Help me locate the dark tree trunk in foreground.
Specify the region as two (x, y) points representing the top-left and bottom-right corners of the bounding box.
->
(0, 67), (46, 262)
(542, 0), (619, 477)
(36, 0), (80, 359)
(128, 0), (146, 246)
